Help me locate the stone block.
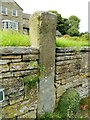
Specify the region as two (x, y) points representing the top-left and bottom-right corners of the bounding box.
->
(0, 72), (13, 79)
(55, 74), (65, 81)
(23, 54), (39, 61)
(56, 47), (76, 53)
(56, 86), (66, 98)
(18, 110), (36, 119)
(10, 62), (30, 71)
(68, 64), (75, 72)
(56, 65), (69, 74)
(9, 96), (24, 105)
(0, 64), (9, 73)
(55, 61), (64, 66)
(11, 59), (22, 62)
(60, 79), (66, 85)
(56, 52), (75, 56)
(0, 47), (39, 54)
(0, 60), (11, 65)
(1, 55), (21, 59)
(54, 82), (60, 88)
(81, 53), (88, 70)
(13, 69), (38, 77)
(10, 61), (38, 71)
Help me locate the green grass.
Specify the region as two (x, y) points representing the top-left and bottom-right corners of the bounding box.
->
(56, 37), (89, 47)
(0, 30), (89, 47)
(0, 30), (30, 46)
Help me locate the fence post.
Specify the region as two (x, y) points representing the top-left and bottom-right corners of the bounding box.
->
(30, 11), (57, 114)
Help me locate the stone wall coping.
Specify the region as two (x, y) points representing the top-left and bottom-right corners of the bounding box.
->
(56, 47), (90, 52)
(0, 47), (89, 55)
(0, 47), (39, 54)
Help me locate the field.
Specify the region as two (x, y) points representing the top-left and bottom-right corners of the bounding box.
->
(0, 30), (89, 47)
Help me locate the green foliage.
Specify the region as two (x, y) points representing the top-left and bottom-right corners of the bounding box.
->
(49, 10), (69, 35)
(49, 11), (80, 36)
(67, 26), (80, 36)
(68, 15), (80, 28)
(80, 34), (89, 41)
(36, 95), (90, 119)
(37, 112), (53, 120)
(22, 75), (38, 89)
(67, 15), (80, 36)
(0, 30), (30, 46)
(29, 61), (38, 68)
(80, 97), (88, 106)
(55, 88), (80, 119)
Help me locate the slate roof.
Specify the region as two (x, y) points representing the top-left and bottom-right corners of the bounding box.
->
(23, 13), (31, 19)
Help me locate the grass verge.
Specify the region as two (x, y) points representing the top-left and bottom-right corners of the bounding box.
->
(56, 37), (89, 47)
(0, 30), (30, 46)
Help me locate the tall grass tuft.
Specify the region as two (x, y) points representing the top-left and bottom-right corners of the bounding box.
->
(0, 30), (30, 46)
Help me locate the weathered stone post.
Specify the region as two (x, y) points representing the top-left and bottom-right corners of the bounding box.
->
(30, 11), (56, 114)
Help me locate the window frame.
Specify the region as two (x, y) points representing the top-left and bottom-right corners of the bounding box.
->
(2, 20), (18, 30)
(12, 9), (18, 16)
(1, 7), (8, 15)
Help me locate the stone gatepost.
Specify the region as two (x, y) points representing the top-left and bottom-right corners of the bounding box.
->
(30, 11), (56, 114)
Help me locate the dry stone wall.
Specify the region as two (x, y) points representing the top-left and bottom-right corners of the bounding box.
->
(0, 47), (39, 119)
(0, 46), (89, 119)
(55, 47), (89, 100)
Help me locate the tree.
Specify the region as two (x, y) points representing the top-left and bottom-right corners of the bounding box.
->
(49, 10), (69, 35)
(67, 15), (80, 36)
(67, 26), (80, 36)
(61, 18), (69, 35)
(49, 11), (80, 36)
(68, 15), (80, 28)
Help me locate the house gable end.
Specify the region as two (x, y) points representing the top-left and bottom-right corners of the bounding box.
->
(14, 1), (23, 11)
(1, 0), (23, 11)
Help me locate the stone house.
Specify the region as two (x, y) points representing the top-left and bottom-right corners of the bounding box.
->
(0, 0), (30, 34)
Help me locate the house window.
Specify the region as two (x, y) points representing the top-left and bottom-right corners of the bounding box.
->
(0, 89), (4, 103)
(12, 9), (18, 16)
(12, 21), (18, 30)
(2, 20), (18, 30)
(1, 7), (8, 15)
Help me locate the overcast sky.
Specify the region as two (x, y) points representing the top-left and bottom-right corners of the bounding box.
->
(15, 0), (89, 33)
